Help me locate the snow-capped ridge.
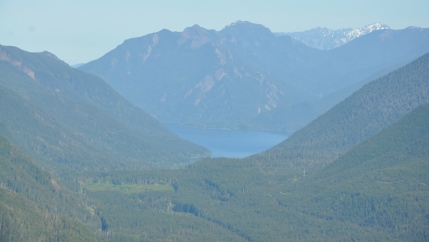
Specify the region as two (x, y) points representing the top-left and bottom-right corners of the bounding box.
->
(346, 23), (390, 41)
(282, 22), (391, 50)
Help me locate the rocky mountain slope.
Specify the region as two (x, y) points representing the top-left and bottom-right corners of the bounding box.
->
(80, 22), (429, 133)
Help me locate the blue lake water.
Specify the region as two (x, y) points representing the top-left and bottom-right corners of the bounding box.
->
(163, 123), (287, 158)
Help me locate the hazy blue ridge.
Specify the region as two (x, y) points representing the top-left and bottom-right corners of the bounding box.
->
(80, 22), (429, 133)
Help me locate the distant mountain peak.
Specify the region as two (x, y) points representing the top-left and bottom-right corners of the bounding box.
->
(179, 24), (213, 49)
(40, 50), (67, 64)
(364, 22), (389, 29)
(281, 23), (391, 50)
(346, 22), (390, 39)
(222, 21), (272, 34)
(406, 26), (422, 30)
(183, 24), (207, 32)
(227, 20), (253, 27)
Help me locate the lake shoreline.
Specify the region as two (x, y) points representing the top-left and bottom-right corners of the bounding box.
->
(163, 123), (288, 158)
(162, 122), (288, 134)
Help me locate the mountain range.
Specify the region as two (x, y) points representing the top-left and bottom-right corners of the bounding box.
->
(280, 22), (391, 50)
(80, 21), (429, 133)
(1, 21), (429, 241)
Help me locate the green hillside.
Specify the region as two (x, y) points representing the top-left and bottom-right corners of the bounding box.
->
(0, 135), (99, 241)
(0, 45), (209, 173)
(278, 103), (429, 240)
(259, 51), (429, 173)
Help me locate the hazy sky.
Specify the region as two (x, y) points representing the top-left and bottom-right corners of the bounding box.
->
(1, 0), (428, 65)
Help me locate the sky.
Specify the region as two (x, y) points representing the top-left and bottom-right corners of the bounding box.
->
(1, 0), (428, 65)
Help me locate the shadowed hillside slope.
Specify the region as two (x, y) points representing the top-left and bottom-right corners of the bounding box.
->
(0, 45), (209, 173)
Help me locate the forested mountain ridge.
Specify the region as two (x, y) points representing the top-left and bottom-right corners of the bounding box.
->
(258, 51), (429, 172)
(277, 103), (429, 240)
(77, 103), (429, 241)
(0, 45), (209, 173)
(80, 22), (429, 133)
(0, 135), (99, 241)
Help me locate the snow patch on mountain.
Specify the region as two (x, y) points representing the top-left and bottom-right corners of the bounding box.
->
(279, 23), (390, 50)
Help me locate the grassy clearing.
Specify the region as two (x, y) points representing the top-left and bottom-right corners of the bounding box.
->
(82, 182), (174, 194)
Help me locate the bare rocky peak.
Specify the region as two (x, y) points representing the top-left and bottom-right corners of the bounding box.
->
(178, 24), (214, 49)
